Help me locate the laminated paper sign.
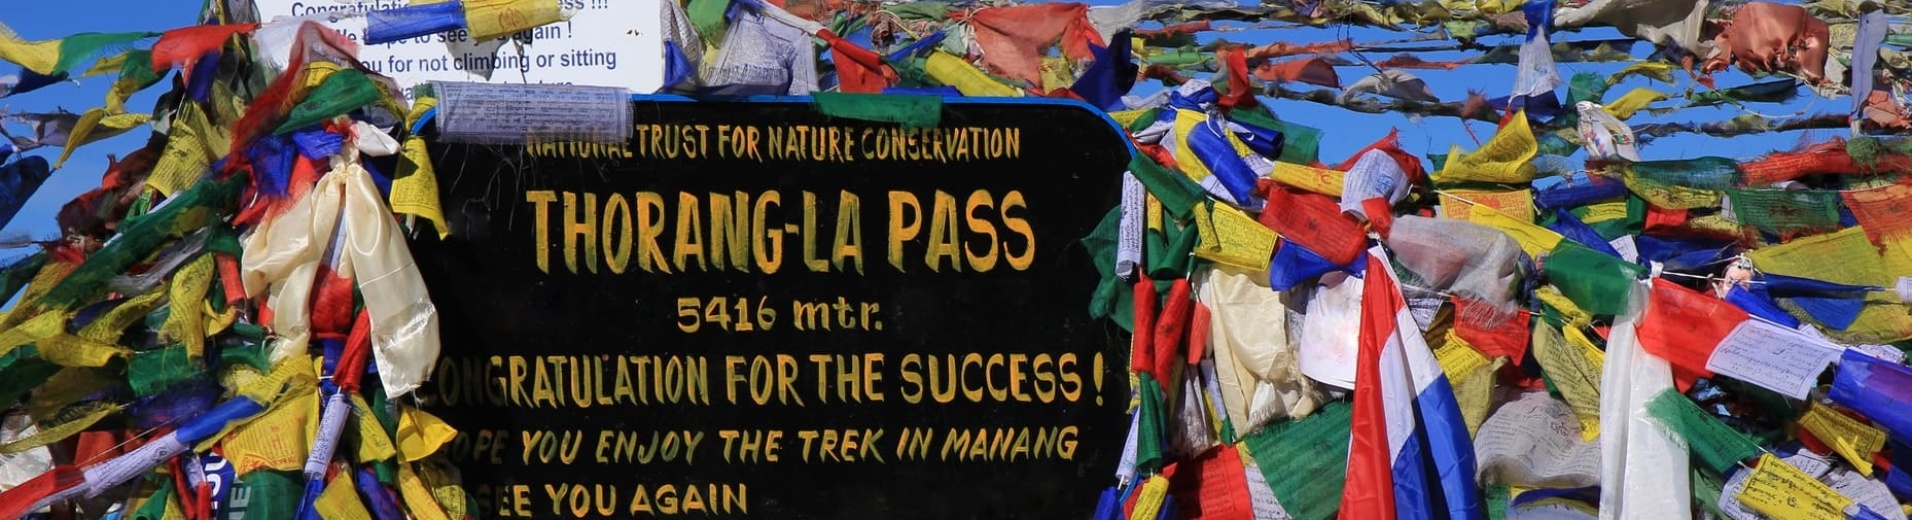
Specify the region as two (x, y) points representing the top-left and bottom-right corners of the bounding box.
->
(253, 0), (664, 100)
(409, 98), (1132, 518)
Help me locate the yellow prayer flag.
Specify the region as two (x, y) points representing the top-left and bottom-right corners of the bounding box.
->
(1466, 203), (1562, 257)
(1798, 403), (1886, 477)
(1439, 188), (1535, 223)
(1580, 201), (1628, 224)
(1191, 202), (1276, 271)
(1040, 56), (1074, 93)
(399, 463), (454, 520)
(1535, 286), (1591, 327)
(26, 367), (114, 421)
(1836, 303), (1912, 345)
(1738, 453), (1852, 520)
(82, 52), (126, 78)
(464, 0), (563, 41)
(417, 457), (472, 519)
(79, 285), (166, 342)
(350, 394), (399, 463)
(1602, 87), (1670, 120)
(3, 262), (75, 330)
(54, 109), (151, 169)
(1270, 162), (1344, 197)
(0, 310), (72, 357)
(161, 254), (215, 359)
(1607, 61), (1675, 85)
(1110, 109), (1151, 129)
(1622, 168), (1720, 209)
(0, 23), (61, 75)
(0, 402), (119, 454)
(1128, 475), (1170, 520)
(37, 334), (131, 368)
(1535, 324), (1605, 441)
(1747, 227), (1889, 287)
(926, 51), (1021, 97)
(1434, 110), (1537, 185)
(1434, 330), (1491, 383)
(149, 104), (215, 197)
(315, 471), (375, 520)
(394, 137), (451, 239)
(398, 406), (459, 463)
(224, 383), (317, 476)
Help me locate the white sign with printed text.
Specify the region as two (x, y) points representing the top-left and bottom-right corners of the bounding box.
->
(252, 0), (664, 100)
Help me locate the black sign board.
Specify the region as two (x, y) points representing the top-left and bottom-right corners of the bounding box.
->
(411, 97), (1132, 519)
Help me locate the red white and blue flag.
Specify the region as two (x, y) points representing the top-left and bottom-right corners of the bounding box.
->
(1340, 246), (1484, 520)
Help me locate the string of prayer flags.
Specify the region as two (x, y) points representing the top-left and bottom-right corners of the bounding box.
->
(15, 0), (1912, 517)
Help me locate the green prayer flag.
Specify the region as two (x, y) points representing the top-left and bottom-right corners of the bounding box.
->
(1551, 72), (1610, 129)
(53, 32), (156, 75)
(1727, 188), (1841, 235)
(0, 350), (59, 408)
(687, 0), (731, 47)
(131, 472), (177, 520)
(219, 341), (272, 373)
(1081, 206), (1134, 331)
(129, 346), (199, 397)
(1543, 241), (1643, 316)
(1127, 154), (1206, 221)
(0, 253), (47, 307)
(1147, 49), (1212, 68)
(1485, 485), (1510, 520)
(1126, 108), (1161, 134)
(1685, 80), (1799, 107)
(882, 2), (948, 20)
(1146, 220), (1198, 280)
(39, 176), (241, 309)
(1628, 157), (1742, 191)
(1244, 400), (1351, 520)
(1645, 388), (1761, 474)
(1135, 373), (1166, 474)
(274, 69), (381, 134)
(1271, 120), (1321, 165)
(1692, 467), (1727, 517)
(234, 470), (302, 520)
(812, 92), (941, 129)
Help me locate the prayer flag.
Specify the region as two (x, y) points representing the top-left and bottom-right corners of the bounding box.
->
(1340, 246), (1483, 520)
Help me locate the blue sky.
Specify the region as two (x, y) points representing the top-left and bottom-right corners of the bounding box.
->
(0, 3), (196, 241)
(0, 1), (1820, 240)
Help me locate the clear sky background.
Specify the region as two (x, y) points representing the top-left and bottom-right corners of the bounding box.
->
(0, 1), (1823, 241)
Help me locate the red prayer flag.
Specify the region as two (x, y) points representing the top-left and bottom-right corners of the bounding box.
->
(1187, 301), (1211, 364)
(963, 3), (1102, 87)
(1842, 182), (1912, 249)
(152, 23), (261, 79)
(1636, 278), (1747, 380)
(1257, 182), (1368, 266)
(1334, 129), (1426, 185)
(1252, 57), (1341, 89)
(1133, 275), (1158, 377)
(0, 465), (85, 519)
(1454, 297), (1530, 362)
(1168, 445), (1256, 520)
(817, 29), (894, 94)
(1215, 47), (1257, 110)
(1154, 278), (1193, 381)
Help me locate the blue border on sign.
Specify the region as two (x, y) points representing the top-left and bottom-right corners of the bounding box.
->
(411, 94), (1137, 155)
